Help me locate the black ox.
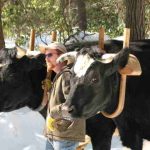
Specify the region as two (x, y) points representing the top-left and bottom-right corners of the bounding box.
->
(0, 47), (47, 112)
(58, 39), (150, 150)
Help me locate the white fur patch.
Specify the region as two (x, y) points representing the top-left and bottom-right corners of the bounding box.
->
(74, 54), (95, 77)
(143, 140), (150, 150)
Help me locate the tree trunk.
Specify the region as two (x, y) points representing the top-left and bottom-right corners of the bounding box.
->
(0, 5), (5, 50)
(124, 0), (145, 41)
(75, 0), (87, 31)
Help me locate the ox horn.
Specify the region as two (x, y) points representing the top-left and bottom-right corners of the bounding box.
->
(57, 51), (77, 64)
(16, 46), (27, 58)
(98, 53), (116, 64)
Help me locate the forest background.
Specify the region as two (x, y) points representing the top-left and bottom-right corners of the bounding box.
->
(0, 0), (149, 48)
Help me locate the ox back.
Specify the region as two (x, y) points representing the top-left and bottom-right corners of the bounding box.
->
(0, 47), (47, 112)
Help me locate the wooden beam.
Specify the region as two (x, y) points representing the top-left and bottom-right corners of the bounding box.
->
(29, 29), (35, 51)
(102, 28), (131, 118)
(99, 27), (105, 51)
(51, 31), (57, 42)
(123, 28), (130, 48)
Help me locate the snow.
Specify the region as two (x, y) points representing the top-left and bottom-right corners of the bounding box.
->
(65, 31), (110, 45)
(1, 107), (150, 150)
(113, 36), (123, 41)
(0, 107), (46, 150)
(0, 108), (123, 150)
(0, 105), (150, 150)
(5, 38), (16, 48)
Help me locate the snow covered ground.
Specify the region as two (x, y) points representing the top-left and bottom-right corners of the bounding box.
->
(0, 107), (46, 150)
(0, 107), (150, 150)
(85, 136), (123, 150)
(0, 107), (123, 150)
(0, 107), (122, 150)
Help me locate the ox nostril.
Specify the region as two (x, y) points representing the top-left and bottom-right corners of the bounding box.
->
(68, 105), (75, 113)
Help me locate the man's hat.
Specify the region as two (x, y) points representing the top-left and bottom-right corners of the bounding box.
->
(39, 42), (67, 54)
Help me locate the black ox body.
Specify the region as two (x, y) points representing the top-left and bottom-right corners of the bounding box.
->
(0, 47), (47, 112)
(64, 39), (150, 150)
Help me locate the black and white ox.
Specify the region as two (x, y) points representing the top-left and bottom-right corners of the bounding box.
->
(58, 39), (150, 150)
(0, 47), (47, 112)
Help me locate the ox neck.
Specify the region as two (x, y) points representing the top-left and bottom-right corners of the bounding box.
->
(103, 74), (121, 115)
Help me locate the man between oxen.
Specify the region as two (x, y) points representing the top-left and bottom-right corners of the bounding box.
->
(43, 42), (85, 150)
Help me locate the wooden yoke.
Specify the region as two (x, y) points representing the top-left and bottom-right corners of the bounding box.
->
(29, 29), (35, 51)
(51, 31), (57, 42)
(102, 28), (130, 118)
(99, 27), (105, 52)
(123, 28), (130, 48)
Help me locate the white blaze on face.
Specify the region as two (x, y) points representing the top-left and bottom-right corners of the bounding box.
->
(74, 54), (95, 77)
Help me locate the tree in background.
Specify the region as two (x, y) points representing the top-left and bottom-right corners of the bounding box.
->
(0, 0), (6, 50)
(85, 0), (124, 37)
(0, 0), (149, 46)
(2, 0), (56, 44)
(75, 0), (87, 31)
(145, 0), (150, 37)
(124, 0), (145, 41)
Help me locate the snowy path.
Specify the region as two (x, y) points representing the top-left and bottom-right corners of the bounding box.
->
(0, 107), (150, 150)
(0, 107), (46, 150)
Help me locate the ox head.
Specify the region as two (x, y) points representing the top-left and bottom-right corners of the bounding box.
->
(0, 47), (47, 112)
(58, 47), (130, 118)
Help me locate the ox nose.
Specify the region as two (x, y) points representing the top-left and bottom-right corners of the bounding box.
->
(61, 104), (75, 120)
(68, 105), (75, 113)
(62, 104), (75, 113)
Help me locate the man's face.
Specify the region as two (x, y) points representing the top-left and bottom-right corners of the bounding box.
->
(45, 49), (60, 71)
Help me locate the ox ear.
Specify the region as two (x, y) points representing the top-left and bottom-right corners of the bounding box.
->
(104, 48), (130, 76)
